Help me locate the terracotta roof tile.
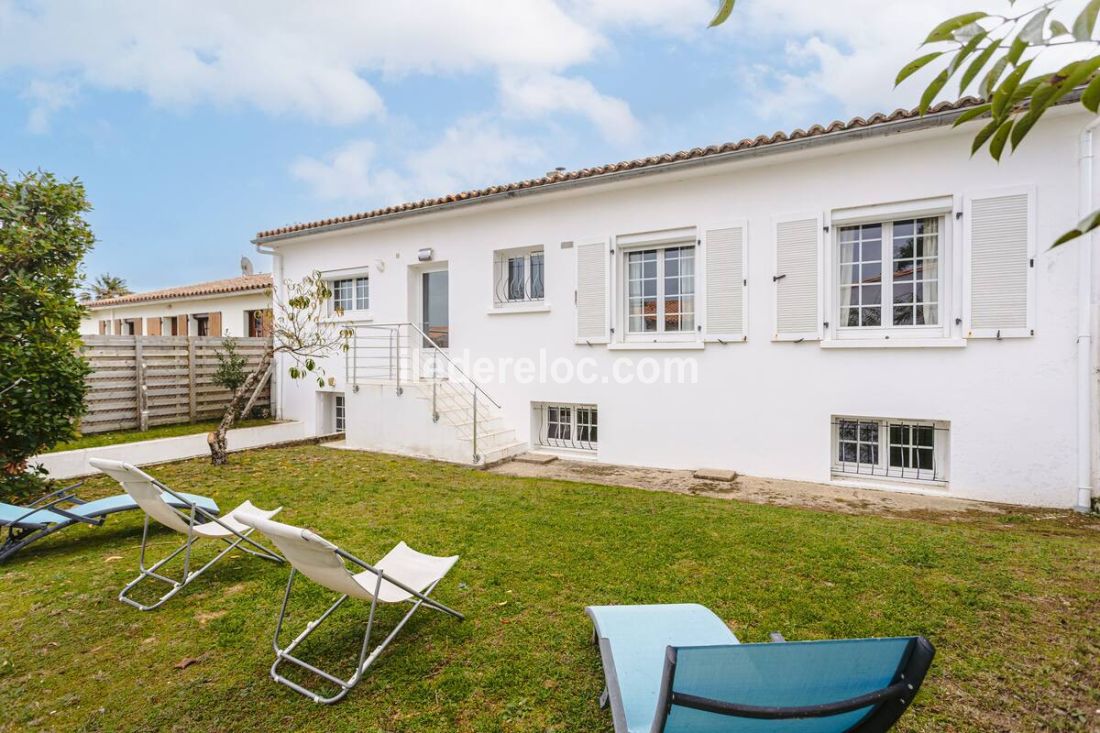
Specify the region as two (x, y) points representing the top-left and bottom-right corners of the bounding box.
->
(255, 98), (989, 241)
(86, 273), (272, 308)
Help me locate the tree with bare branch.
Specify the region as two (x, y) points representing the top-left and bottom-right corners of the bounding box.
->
(207, 271), (349, 465)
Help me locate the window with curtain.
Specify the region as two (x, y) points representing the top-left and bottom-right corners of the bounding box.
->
(838, 217), (941, 332)
(626, 244), (695, 334)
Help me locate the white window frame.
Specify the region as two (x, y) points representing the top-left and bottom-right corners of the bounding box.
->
(831, 415), (949, 485)
(616, 228), (699, 343)
(331, 275), (369, 314)
(534, 402), (598, 453)
(828, 198), (956, 343)
(492, 245), (546, 309)
(322, 267), (372, 320)
(334, 393), (346, 433)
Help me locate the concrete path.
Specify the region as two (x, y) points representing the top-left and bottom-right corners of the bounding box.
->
(34, 421), (307, 479)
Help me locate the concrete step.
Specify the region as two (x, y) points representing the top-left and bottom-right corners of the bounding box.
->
(457, 428), (517, 450)
(479, 440), (529, 466)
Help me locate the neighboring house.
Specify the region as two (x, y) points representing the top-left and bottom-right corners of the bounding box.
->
(81, 273), (273, 338)
(254, 98), (1099, 510)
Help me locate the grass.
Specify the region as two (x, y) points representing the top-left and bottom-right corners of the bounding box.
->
(1, 445), (1098, 732)
(51, 417), (277, 452)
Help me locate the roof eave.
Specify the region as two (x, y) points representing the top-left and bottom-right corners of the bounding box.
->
(252, 103), (985, 246)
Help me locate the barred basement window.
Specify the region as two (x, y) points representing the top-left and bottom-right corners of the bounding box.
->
(534, 402), (597, 452)
(832, 416), (948, 483)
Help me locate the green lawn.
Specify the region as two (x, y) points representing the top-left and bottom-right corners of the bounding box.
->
(51, 417), (277, 452)
(1, 445), (1097, 732)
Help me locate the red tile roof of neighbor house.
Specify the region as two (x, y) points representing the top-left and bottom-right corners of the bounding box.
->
(254, 96), (996, 242)
(86, 273), (272, 308)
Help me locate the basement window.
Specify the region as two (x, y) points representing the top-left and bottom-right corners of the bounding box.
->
(534, 403), (597, 453)
(832, 416), (948, 484)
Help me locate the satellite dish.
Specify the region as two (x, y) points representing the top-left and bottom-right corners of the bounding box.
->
(240, 256), (254, 275)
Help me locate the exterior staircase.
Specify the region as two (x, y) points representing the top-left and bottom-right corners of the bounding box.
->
(341, 322), (526, 466)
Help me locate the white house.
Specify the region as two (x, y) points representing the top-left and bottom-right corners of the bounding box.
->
(254, 98), (1099, 511)
(82, 273), (273, 338)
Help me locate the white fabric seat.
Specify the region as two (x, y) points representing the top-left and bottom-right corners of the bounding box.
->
(192, 500), (280, 539)
(239, 514), (463, 704)
(88, 458), (283, 611)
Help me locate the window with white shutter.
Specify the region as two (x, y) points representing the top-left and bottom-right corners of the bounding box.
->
(703, 222), (747, 341)
(774, 215), (821, 341)
(575, 239), (610, 343)
(964, 187), (1035, 338)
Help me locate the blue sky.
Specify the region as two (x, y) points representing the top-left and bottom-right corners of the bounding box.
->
(0, 0), (1020, 291)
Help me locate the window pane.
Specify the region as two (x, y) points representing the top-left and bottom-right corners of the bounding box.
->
(530, 252), (545, 300)
(838, 225), (883, 329)
(891, 216), (940, 326)
(627, 250), (658, 333)
(838, 421), (857, 441)
(355, 277), (369, 310)
(333, 279), (353, 311)
(860, 308), (881, 326)
(507, 257), (525, 300)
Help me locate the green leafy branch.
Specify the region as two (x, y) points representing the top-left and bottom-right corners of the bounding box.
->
(898, 0), (1100, 244)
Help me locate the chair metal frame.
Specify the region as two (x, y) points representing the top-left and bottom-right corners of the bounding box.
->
(269, 545), (463, 704)
(118, 478), (282, 611)
(0, 483), (99, 563)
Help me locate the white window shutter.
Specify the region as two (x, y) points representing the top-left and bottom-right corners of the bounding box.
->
(703, 222), (747, 341)
(575, 239), (610, 343)
(964, 187), (1035, 338)
(774, 215), (821, 341)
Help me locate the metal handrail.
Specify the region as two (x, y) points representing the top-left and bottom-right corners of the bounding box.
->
(347, 322), (501, 463)
(356, 322), (501, 409)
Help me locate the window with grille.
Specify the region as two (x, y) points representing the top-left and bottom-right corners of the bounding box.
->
(832, 416), (947, 483)
(535, 403), (597, 452)
(493, 247), (545, 305)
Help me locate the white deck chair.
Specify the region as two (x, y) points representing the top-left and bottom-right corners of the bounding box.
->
(88, 458), (283, 611)
(239, 513), (463, 704)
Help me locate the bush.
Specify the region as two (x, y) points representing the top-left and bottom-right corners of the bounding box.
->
(0, 171), (94, 500)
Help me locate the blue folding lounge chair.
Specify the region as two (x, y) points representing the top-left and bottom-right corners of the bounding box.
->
(587, 604), (934, 733)
(0, 481), (219, 563)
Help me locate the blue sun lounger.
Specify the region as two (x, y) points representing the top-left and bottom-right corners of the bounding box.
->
(0, 481), (219, 563)
(587, 604), (934, 733)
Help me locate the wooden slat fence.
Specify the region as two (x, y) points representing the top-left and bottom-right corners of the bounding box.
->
(79, 336), (273, 434)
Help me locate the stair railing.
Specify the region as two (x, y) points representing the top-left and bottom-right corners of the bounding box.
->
(346, 322), (501, 462)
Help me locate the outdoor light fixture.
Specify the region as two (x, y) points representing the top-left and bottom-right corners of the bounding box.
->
(417, 248), (433, 262)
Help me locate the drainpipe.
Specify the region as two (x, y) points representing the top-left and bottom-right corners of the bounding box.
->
(1075, 118), (1100, 512)
(255, 243), (283, 421)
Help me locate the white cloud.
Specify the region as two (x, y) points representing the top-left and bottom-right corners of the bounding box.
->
(0, 0), (610, 125)
(567, 0), (715, 37)
(501, 72), (640, 143)
(733, 0), (1075, 121)
(21, 78), (77, 133)
(291, 118), (546, 204)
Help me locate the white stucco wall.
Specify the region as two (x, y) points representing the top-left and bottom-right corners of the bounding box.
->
(80, 291), (272, 337)
(269, 109), (1096, 508)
